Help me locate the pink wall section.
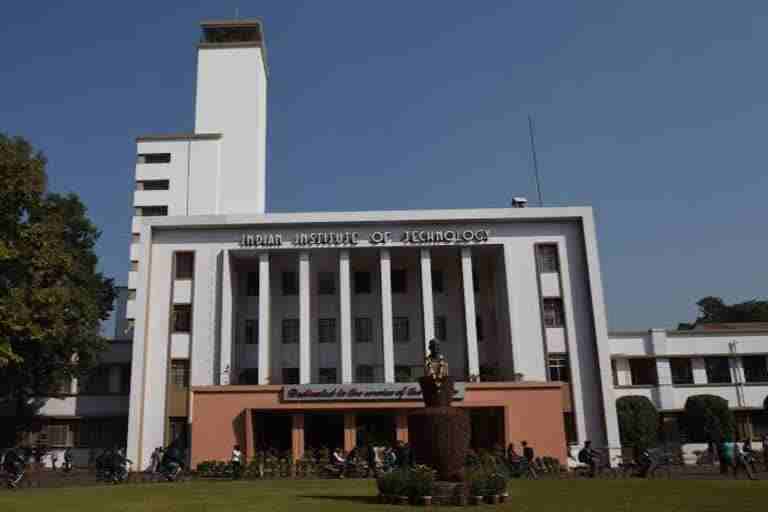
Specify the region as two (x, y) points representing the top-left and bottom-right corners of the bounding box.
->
(190, 382), (567, 467)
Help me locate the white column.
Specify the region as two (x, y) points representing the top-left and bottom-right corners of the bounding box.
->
(380, 249), (395, 383)
(220, 250), (234, 385)
(299, 252), (311, 384)
(420, 248), (435, 351)
(461, 247), (480, 380)
(339, 250), (353, 383)
(258, 252), (271, 385)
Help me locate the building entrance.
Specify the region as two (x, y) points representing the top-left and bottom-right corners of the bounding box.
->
(304, 413), (344, 451)
(356, 413), (396, 447)
(469, 407), (504, 450)
(253, 412), (292, 453)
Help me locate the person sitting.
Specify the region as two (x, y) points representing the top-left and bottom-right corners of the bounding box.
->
(330, 447), (346, 478)
(578, 440), (601, 478)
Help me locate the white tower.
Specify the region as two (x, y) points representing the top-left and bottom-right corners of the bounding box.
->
(195, 19), (268, 214)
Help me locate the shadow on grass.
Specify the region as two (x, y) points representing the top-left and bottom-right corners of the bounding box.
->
(299, 495), (380, 505)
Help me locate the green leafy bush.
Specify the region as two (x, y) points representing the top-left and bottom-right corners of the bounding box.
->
(466, 468), (487, 496)
(376, 468), (409, 496)
(682, 395), (735, 443)
(617, 395), (659, 450)
(406, 465), (436, 498)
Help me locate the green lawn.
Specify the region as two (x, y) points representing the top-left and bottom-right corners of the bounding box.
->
(0, 478), (766, 512)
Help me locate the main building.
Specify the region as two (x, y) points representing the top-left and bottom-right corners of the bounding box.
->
(21, 19), (768, 469)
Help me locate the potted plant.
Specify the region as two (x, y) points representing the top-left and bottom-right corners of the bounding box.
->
(467, 469), (486, 505)
(408, 465), (435, 505)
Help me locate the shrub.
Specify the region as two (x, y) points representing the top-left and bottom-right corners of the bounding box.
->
(682, 395), (735, 443)
(616, 395), (659, 450)
(486, 471), (508, 495)
(406, 465), (436, 498)
(466, 468), (487, 496)
(377, 468), (409, 496)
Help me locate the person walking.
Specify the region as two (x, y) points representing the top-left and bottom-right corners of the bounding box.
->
(762, 435), (768, 472)
(521, 441), (538, 479)
(231, 444), (243, 480)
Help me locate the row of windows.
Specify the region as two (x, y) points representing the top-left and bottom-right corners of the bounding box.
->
(61, 364), (131, 395)
(250, 365), (424, 385)
(614, 355), (768, 386)
(31, 420), (127, 448)
(236, 315), (486, 344)
(241, 269), (479, 297)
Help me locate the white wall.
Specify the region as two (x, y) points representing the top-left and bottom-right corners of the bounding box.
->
(195, 46), (266, 215)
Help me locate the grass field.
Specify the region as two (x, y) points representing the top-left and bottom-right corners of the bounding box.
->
(0, 478), (766, 512)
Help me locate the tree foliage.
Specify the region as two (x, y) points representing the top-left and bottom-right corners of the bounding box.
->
(0, 133), (115, 444)
(679, 296), (768, 329)
(682, 395), (735, 443)
(616, 396), (659, 449)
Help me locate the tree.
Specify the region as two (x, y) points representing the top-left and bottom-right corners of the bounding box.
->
(679, 296), (768, 329)
(682, 394), (736, 443)
(0, 133), (115, 445)
(616, 396), (659, 450)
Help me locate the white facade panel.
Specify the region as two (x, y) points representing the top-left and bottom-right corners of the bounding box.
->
(173, 279), (193, 304)
(170, 333), (191, 359)
(539, 272), (560, 298)
(546, 327), (567, 353)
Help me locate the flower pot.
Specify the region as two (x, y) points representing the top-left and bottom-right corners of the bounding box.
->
(472, 496), (484, 505)
(422, 496), (433, 506)
(398, 496), (410, 505)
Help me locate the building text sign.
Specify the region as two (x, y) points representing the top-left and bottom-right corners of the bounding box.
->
(281, 383), (466, 402)
(239, 229), (490, 248)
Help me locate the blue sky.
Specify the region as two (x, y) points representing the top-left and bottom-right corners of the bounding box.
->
(1, 2), (767, 331)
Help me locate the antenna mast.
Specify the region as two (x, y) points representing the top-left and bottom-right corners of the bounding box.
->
(528, 115), (544, 206)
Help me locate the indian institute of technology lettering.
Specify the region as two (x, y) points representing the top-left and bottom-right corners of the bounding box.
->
(238, 229), (491, 248)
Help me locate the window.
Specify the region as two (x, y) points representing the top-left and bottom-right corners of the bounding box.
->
(282, 271), (298, 295)
(611, 359), (618, 386)
(355, 317), (372, 343)
(547, 353), (570, 382)
(629, 359), (658, 386)
(127, 289), (137, 300)
(132, 233), (140, 243)
(172, 304), (192, 333)
(282, 319), (299, 344)
(432, 270), (444, 293)
(743, 355), (768, 383)
(170, 360), (190, 389)
(119, 364), (131, 394)
(670, 358), (694, 385)
(705, 356), (732, 384)
(434, 315), (447, 341)
(135, 179), (169, 191)
(244, 319), (258, 345)
(175, 252), (194, 280)
(391, 269), (407, 294)
(356, 365), (374, 383)
(394, 316), (410, 343)
(136, 205), (168, 217)
(137, 152), (171, 164)
(542, 298), (564, 328)
(282, 368), (299, 384)
(537, 245), (560, 273)
(319, 318), (337, 344)
(45, 424), (72, 447)
(476, 315), (484, 341)
(318, 272), (336, 295)
(395, 365), (412, 383)
(246, 272), (259, 296)
(82, 365), (110, 394)
(319, 368), (337, 384)
(239, 368), (259, 384)
(354, 271), (372, 294)
(130, 260), (139, 272)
